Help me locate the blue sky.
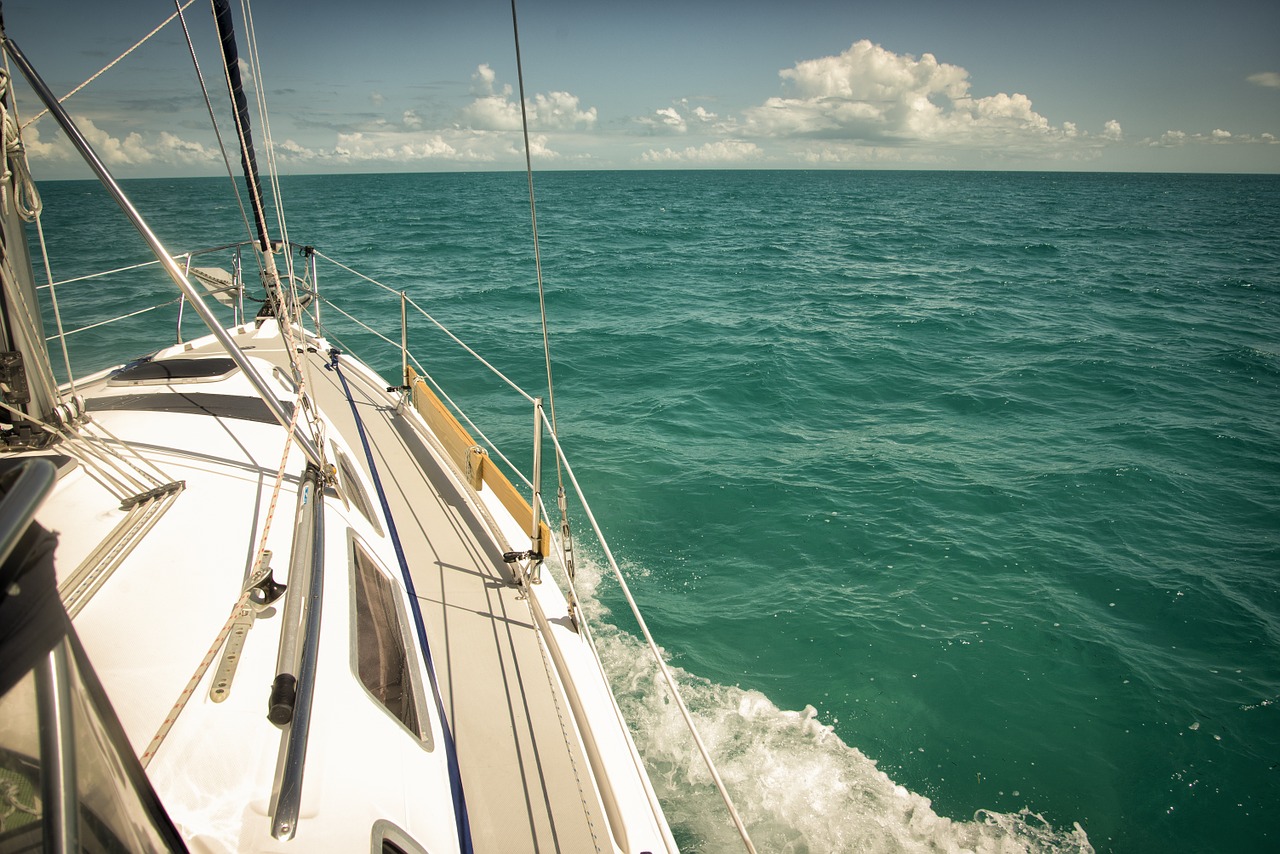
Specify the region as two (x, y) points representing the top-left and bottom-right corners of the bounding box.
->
(4, 0), (1278, 177)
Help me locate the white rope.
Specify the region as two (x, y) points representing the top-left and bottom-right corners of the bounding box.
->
(0, 249), (61, 397)
(141, 587), (254, 767)
(0, 399), (139, 500)
(21, 2), (197, 131)
(79, 417), (177, 490)
(0, 70), (40, 221)
(143, 326), (308, 768)
(0, 67), (69, 402)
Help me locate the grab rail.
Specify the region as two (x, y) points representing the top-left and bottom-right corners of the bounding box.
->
(268, 463), (325, 840)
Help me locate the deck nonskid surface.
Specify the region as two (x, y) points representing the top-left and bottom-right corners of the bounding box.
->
(245, 337), (608, 852)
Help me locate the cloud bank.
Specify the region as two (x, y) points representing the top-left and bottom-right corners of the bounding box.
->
(641, 41), (1124, 166)
(20, 40), (1277, 177)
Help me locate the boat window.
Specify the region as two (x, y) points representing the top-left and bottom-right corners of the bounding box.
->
(334, 446), (383, 536)
(349, 541), (430, 748)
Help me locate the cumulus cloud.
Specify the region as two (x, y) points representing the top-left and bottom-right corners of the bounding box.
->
(1143, 128), (1276, 148)
(11, 123), (71, 163)
(461, 65), (596, 132)
(15, 118), (223, 174)
(73, 117), (154, 166)
(640, 140), (762, 164)
(276, 128), (571, 166)
(1247, 72), (1280, 89)
(154, 132), (219, 165)
(738, 39), (1088, 151)
(332, 131), (461, 162)
(637, 100), (722, 135)
(472, 63), (506, 96)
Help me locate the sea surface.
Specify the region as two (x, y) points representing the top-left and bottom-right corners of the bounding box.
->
(30, 170), (1280, 853)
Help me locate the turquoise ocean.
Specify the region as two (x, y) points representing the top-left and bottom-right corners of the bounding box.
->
(31, 170), (1280, 853)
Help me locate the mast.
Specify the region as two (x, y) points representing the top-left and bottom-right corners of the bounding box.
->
(210, 0), (284, 304)
(211, 0), (269, 254)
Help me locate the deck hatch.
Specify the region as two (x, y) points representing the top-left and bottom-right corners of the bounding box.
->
(107, 357), (239, 385)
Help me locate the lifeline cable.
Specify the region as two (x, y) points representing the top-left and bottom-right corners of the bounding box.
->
(506, 3), (754, 849)
(508, 0), (578, 579)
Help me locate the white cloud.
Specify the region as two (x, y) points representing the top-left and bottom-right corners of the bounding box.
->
(403, 110), (422, 130)
(154, 132), (219, 165)
(76, 117), (154, 166)
(281, 128), (568, 166)
(529, 90), (598, 130)
(472, 64), (507, 96)
(460, 67), (597, 132)
(793, 143), (950, 166)
(10, 123), (70, 163)
(653, 107), (686, 133)
(640, 140), (762, 164)
(638, 100), (723, 135)
(23, 119), (224, 172)
(462, 95), (523, 131)
(332, 131), (461, 162)
(733, 40), (1121, 159)
(782, 40), (968, 103)
(1143, 128), (1277, 148)
(370, 91), (385, 106)
(1247, 72), (1280, 89)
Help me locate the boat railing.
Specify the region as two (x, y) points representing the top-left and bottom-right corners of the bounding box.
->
(37, 238), (756, 850)
(303, 248), (757, 851)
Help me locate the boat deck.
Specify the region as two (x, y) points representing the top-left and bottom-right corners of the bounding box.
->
(283, 336), (611, 853)
(49, 323), (623, 853)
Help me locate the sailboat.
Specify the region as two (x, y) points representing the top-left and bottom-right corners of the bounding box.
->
(0, 2), (755, 851)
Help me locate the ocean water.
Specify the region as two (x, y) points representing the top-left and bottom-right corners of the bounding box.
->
(29, 170), (1280, 853)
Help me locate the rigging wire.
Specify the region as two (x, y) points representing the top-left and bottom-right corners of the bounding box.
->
(504, 3), (752, 850)
(232, 0), (325, 453)
(173, 0), (259, 272)
(509, 2), (756, 849)
(235, 0), (303, 323)
(509, 1), (562, 443)
(211, 0), (325, 457)
(0, 61), (72, 402)
(509, 0), (579, 591)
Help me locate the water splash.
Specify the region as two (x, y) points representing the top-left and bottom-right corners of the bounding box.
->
(578, 559), (1092, 853)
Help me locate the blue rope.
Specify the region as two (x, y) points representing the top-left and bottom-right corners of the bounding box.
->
(326, 350), (473, 854)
